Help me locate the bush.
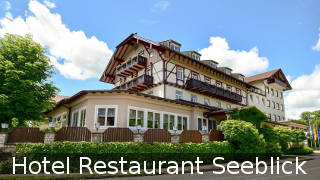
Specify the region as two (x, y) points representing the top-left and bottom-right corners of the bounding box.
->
(273, 126), (291, 151)
(0, 141), (235, 174)
(284, 146), (313, 155)
(218, 120), (265, 159)
(227, 106), (268, 128)
(259, 125), (282, 157)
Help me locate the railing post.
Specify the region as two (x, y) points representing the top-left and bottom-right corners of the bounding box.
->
(91, 132), (102, 143)
(0, 132), (8, 147)
(134, 133), (143, 142)
(202, 133), (209, 142)
(44, 132), (55, 144)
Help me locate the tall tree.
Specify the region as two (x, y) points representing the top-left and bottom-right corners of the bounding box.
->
(0, 34), (58, 127)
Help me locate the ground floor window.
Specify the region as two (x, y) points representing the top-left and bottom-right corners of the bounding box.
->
(128, 106), (189, 131)
(198, 117), (217, 133)
(70, 107), (86, 127)
(80, 109), (86, 127)
(95, 105), (117, 128)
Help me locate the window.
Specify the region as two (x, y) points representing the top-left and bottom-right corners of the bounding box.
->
(273, 115), (277, 121)
(198, 117), (208, 132)
(225, 69), (231, 75)
(96, 106), (117, 127)
(272, 101), (275, 109)
(80, 109), (86, 127)
(281, 104), (284, 111)
(191, 73), (198, 80)
(256, 96), (260, 104)
(183, 117), (188, 130)
(204, 98), (210, 106)
(210, 62), (217, 69)
(268, 113), (271, 120)
(227, 85), (232, 92)
(236, 89), (241, 95)
(271, 88), (274, 96)
(278, 116), (281, 121)
(267, 100), (271, 107)
(177, 116), (182, 130)
(177, 68), (183, 80)
(227, 104), (231, 109)
(129, 109), (144, 127)
(282, 117), (285, 120)
(147, 112), (160, 128)
(208, 119), (217, 132)
(163, 114), (169, 130)
(169, 115), (175, 130)
(192, 54), (200, 60)
(176, 90), (182, 100)
(280, 92), (283, 99)
(250, 95), (253, 102)
(262, 98), (265, 106)
(266, 87), (270, 94)
(62, 113), (67, 126)
(191, 94), (197, 103)
(72, 111), (79, 127)
(147, 91), (153, 95)
(276, 90), (279, 97)
(277, 103), (280, 110)
(170, 43), (180, 52)
(216, 81), (222, 88)
(205, 77), (211, 84)
(216, 102), (222, 108)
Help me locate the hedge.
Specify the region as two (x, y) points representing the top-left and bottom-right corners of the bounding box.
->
(0, 141), (235, 174)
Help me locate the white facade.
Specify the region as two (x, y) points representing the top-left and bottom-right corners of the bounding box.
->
(248, 80), (286, 121)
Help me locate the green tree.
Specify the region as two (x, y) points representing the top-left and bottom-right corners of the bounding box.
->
(227, 106), (268, 128)
(218, 120), (266, 159)
(274, 126), (292, 151)
(259, 125), (282, 156)
(0, 34), (58, 127)
(291, 129), (307, 147)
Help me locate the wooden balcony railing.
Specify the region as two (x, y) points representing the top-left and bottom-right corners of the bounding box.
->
(116, 55), (147, 77)
(115, 74), (153, 91)
(185, 78), (242, 104)
(267, 78), (287, 88)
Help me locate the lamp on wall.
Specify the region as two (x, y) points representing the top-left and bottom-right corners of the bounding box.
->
(173, 127), (177, 135)
(1, 122), (9, 132)
(136, 125), (142, 134)
(95, 122), (100, 132)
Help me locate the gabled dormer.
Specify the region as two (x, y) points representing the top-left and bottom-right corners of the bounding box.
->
(202, 60), (219, 69)
(181, 50), (201, 61)
(159, 40), (181, 52)
(218, 67), (233, 75)
(232, 73), (245, 81)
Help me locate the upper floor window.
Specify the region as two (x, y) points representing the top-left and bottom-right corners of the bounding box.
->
(204, 98), (210, 106)
(205, 77), (211, 84)
(271, 88), (274, 96)
(266, 87), (270, 94)
(176, 90), (182, 100)
(267, 100), (271, 107)
(236, 89), (241, 95)
(191, 94), (197, 103)
(216, 101), (222, 108)
(177, 68), (183, 80)
(280, 92), (283, 99)
(276, 90), (279, 97)
(277, 103), (280, 110)
(192, 53), (200, 60)
(210, 62), (217, 69)
(272, 101), (275, 109)
(250, 95), (253, 102)
(216, 81), (222, 88)
(227, 85), (232, 92)
(281, 104), (284, 111)
(225, 69), (231, 75)
(192, 73), (199, 80)
(262, 98), (266, 106)
(170, 43), (180, 52)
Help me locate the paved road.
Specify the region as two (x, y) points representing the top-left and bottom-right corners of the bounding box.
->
(102, 153), (320, 180)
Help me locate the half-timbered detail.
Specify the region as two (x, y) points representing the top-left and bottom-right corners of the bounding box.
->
(46, 33), (291, 139)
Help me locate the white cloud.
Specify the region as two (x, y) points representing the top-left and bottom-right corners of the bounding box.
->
(44, 0), (55, 9)
(5, 12), (12, 20)
(312, 30), (320, 51)
(150, 1), (170, 12)
(0, 0), (113, 80)
(4, 1), (11, 11)
(199, 37), (269, 75)
(285, 65), (320, 119)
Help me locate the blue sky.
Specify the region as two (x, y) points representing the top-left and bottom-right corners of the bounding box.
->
(1, 0), (320, 118)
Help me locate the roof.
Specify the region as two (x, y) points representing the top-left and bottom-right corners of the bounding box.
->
(245, 69), (280, 83)
(45, 90), (220, 114)
(244, 68), (292, 90)
(51, 95), (69, 103)
(278, 120), (308, 129)
(100, 33), (251, 87)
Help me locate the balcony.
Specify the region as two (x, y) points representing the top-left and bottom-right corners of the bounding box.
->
(185, 79), (242, 104)
(116, 55), (147, 77)
(114, 74), (153, 91)
(267, 78), (287, 89)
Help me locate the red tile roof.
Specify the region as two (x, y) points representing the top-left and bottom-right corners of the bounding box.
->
(51, 95), (69, 103)
(244, 69), (280, 83)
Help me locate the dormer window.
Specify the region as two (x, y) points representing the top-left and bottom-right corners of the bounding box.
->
(170, 43), (180, 52)
(191, 53), (200, 61)
(210, 62), (217, 69)
(225, 69), (231, 75)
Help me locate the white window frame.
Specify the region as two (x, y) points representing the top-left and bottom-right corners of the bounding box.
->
(176, 90), (183, 100)
(177, 68), (184, 80)
(204, 98), (210, 106)
(205, 77), (211, 84)
(94, 105), (118, 129)
(127, 106), (189, 133)
(191, 94), (197, 103)
(79, 107), (87, 127)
